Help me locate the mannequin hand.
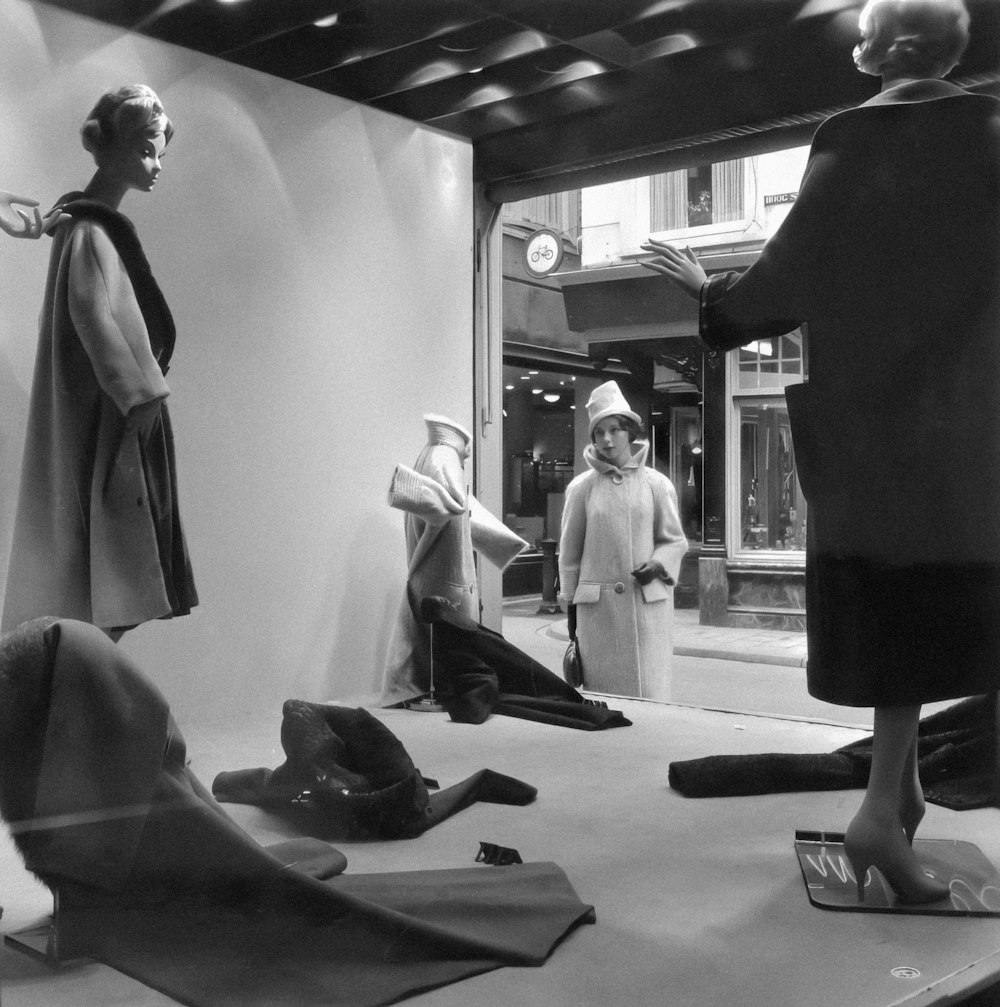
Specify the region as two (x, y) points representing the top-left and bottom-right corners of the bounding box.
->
(631, 560), (665, 585)
(126, 398), (162, 444)
(0, 191), (67, 239)
(639, 239), (707, 300)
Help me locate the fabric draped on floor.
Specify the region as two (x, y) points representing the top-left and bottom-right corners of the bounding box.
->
(0, 618), (595, 1007)
(668, 695), (999, 811)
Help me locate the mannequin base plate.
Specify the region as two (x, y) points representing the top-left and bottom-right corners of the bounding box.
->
(404, 694), (444, 712)
(795, 829), (1000, 915)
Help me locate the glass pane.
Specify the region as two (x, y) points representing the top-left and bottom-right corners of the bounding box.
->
(738, 399), (807, 552)
(735, 328), (806, 390)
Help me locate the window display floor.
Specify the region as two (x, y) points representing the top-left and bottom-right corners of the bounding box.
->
(2, 693), (998, 1007)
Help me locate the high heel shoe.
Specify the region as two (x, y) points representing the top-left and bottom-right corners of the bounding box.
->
(844, 819), (951, 904)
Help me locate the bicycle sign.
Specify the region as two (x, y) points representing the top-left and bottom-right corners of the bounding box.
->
(523, 228), (564, 277)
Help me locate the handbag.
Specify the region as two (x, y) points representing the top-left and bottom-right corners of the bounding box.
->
(562, 604), (584, 688)
(562, 638), (584, 688)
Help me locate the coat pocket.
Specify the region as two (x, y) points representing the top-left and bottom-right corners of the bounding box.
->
(572, 582), (602, 605)
(639, 579), (670, 604)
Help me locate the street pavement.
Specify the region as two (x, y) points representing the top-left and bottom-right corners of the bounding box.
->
(501, 596), (950, 730)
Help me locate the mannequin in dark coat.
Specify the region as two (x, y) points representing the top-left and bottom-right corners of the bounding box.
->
(643, 0), (999, 903)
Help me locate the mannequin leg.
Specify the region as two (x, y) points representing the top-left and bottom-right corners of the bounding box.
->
(844, 705), (949, 903)
(899, 731), (925, 844)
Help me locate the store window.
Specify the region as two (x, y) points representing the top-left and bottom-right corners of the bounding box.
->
(731, 330), (808, 554)
(650, 159), (746, 231)
(502, 364), (578, 549)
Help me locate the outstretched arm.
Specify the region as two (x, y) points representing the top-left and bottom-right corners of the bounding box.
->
(0, 190), (67, 239)
(640, 240), (707, 300)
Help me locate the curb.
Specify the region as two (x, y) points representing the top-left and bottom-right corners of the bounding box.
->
(674, 646), (807, 668)
(538, 617), (807, 669)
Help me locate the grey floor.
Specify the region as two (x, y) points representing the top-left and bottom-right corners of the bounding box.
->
(2, 605), (998, 1007)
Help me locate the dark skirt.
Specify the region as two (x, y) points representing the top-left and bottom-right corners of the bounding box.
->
(806, 542), (1000, 707)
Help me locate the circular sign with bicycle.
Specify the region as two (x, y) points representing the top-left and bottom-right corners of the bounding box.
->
(523, 227), (564, 277)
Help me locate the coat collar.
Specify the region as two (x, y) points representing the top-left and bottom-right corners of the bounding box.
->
(860, 78), (969, 108)
(584, 439), (649, 475)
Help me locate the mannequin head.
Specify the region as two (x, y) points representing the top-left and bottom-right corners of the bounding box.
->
(853, 0), (970, 81)
(81, 84), (173, 167)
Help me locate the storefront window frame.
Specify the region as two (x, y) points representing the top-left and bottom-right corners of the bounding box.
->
(726, 341), (808, 563)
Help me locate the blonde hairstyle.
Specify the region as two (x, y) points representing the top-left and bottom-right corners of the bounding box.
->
(80, 84), (173, 164)
(854, 0), (970, 79)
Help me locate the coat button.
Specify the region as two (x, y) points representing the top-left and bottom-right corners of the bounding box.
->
(614, 581), (626, 594)
(612, 475), (623, 485)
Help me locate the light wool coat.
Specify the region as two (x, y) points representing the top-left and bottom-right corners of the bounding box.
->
(3, 208), (180, 631)
(381, 430), (527, 705)
(559, 441), (687, 701)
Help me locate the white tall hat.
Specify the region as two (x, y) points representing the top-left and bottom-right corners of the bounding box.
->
(423, 414), (471, 452)
(585, 381), (640, 435)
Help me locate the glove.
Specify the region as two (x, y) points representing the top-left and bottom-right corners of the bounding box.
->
(631, 560), (665, 586)
(567, 603), (577, 640)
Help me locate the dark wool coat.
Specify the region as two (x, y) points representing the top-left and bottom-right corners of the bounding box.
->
(2, 198), (196, 632)
(699, 80), (1000, 705)
(0, 618), (593, 1007)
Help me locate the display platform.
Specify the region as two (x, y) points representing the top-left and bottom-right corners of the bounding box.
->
(795, 829), (1000, 916)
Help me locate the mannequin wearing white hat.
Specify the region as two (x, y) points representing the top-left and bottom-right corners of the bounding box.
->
(381, 414), (528, 706)
(558, 382), (687, 701)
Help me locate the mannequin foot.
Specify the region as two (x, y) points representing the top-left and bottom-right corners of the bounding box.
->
(844, 813), (950, 904)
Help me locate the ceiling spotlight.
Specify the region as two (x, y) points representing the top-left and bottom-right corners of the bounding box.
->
(532, 388), (543, 395)
(313, 14), (339, 27)
(543, 393), (560, 403)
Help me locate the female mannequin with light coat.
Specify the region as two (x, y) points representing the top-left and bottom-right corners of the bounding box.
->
(3, 85), (197, 639)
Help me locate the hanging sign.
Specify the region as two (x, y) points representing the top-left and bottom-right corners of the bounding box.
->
(523, 228), (564, 277)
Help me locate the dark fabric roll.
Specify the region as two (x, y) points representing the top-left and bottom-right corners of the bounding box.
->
(420, 599), (631, 730)
(668, 695), (998, 811)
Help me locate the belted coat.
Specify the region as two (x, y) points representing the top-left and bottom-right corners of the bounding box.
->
(559, 441), (687, 702)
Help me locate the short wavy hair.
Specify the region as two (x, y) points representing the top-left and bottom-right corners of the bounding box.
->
(80, 84), (173, 164)
(854, 0), (970, 80)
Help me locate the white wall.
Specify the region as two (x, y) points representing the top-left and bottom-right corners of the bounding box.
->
(0, 0), (474, 721)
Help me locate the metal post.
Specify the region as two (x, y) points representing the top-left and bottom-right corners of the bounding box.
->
(537, 538), (562, 614)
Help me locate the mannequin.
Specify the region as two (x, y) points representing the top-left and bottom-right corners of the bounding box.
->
(642, 0), (998, 902)
(2, 85), (197, 639)
(381, 414), (526, 705)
